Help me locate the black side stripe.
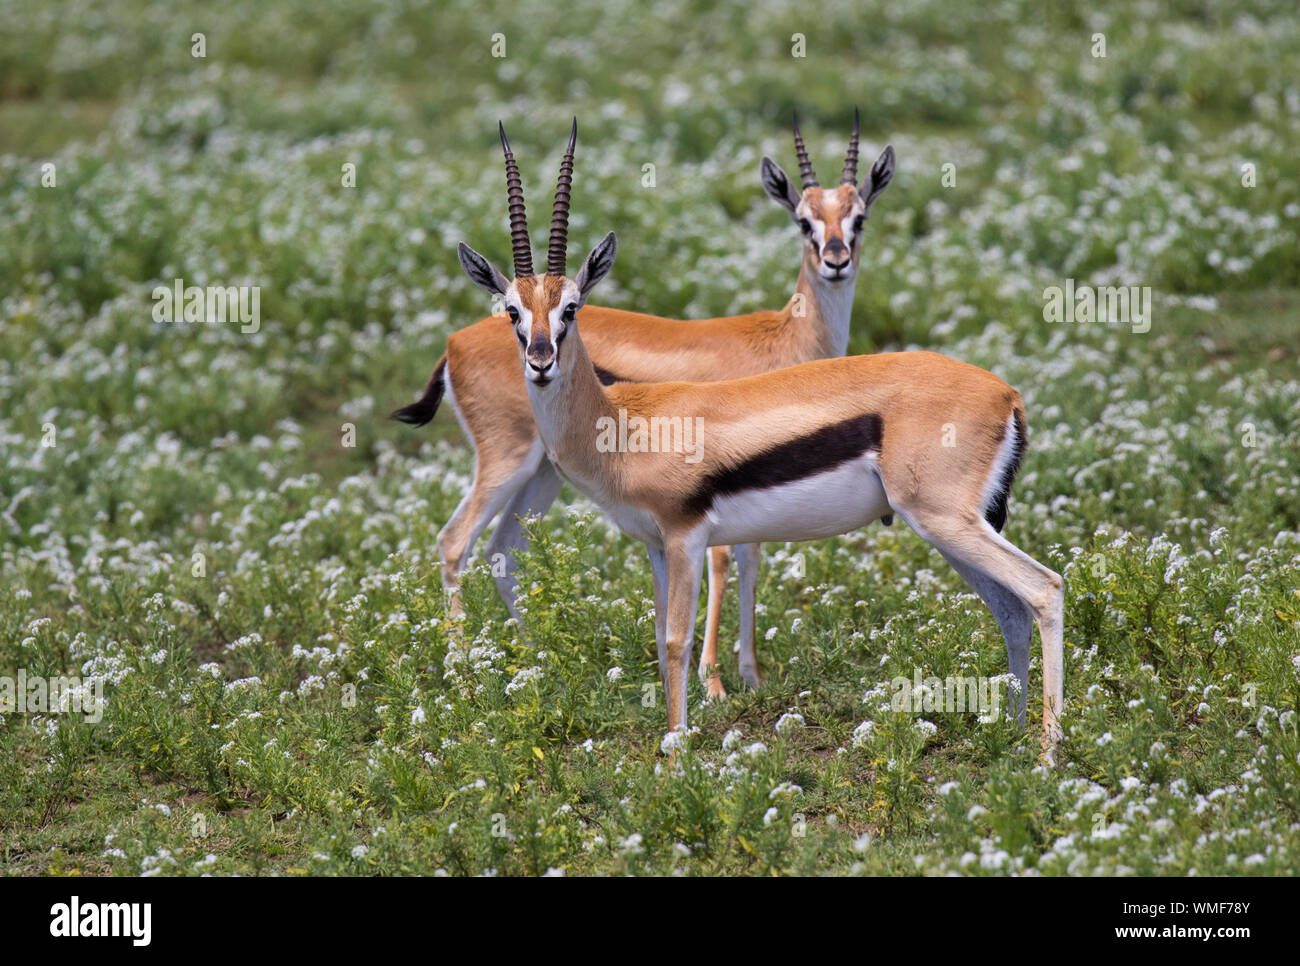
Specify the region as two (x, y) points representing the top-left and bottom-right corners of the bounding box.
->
(683, 413), (883, 517)
(592, 364), (626, 386)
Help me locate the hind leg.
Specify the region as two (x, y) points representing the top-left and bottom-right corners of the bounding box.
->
(939, 551), (1033, 727)
(897, 508), (1064, 760)
(437, 442), (543, 619)
(483, 459), (564, 620)
(733, 543), (762, 688)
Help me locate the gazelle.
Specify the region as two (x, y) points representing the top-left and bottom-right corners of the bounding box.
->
(455, 126), (1066, 759)
(394, 115), (895, 699)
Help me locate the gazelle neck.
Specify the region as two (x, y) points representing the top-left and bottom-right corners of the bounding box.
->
(789, 249), (857, 358)
(525, 330), (618, 487)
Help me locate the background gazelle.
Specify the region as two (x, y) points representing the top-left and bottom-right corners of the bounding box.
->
(395, 115), (895, 700)
(456, 125), (1066, 760)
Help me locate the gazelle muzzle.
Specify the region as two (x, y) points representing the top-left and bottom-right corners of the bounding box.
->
(525, 336), (557, 382)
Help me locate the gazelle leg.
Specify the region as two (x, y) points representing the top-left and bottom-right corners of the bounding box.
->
(647, 545), (670, 698)
(698, 544), (762, 695)
(699, 545), (732, 699)
(899, 509), (1064, 760)
(483, 459), (564, 620)
(733, 543), (762, 688)
(664, 536), (706, 734)
(437, 488), (503, 620)
(938, 551), (1033, 727)
(437, 443), (541, 619)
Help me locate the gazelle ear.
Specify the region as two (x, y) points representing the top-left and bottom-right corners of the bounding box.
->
(860, 144), (895, 211)
(574, 232), (617, 305)
(761, 156), (801, 216)
(457, 242), (510, 296)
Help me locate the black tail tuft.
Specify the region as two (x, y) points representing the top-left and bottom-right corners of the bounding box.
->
(983, 408), (1027, 533)
(391, 356), (447, 427)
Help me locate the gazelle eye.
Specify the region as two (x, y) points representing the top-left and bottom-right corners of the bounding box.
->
(853, 215), (866, 232)
(506, 306), (519, 323)
(562, 304), (577, 323)
(799, 218), (813, 235)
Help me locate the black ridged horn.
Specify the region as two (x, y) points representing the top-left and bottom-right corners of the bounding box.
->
(841, 107), (860, 186)
(547, 118), (577, 276)
(499, 121), (534, 277)
(792, 111), (818, 189)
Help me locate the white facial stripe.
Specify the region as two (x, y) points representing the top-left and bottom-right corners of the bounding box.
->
(799, 203), (828, 253)
(506, 291), (533, 342)
(547, 280), (582, 342)
(841, 213), (856, 247)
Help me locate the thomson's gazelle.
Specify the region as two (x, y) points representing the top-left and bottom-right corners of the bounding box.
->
(456, 124), (1066, 759)
(395, 116), (894, 700)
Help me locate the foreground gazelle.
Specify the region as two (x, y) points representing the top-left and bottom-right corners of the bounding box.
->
(456, 126), (1066, 758)
(395, 115), (895, 699)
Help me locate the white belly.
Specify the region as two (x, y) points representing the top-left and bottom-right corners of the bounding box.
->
(704, 455), (892, 546)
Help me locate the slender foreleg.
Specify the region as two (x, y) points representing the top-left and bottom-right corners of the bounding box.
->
(663, 535), (706, 734)
(646, 544), (670, 699)
(699, 545), (733, 698)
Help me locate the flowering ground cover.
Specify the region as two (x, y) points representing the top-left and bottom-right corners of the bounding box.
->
(1, 0), (1297, 875)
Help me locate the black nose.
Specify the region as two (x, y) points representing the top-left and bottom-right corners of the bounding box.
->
(527, 337), (554, 372)
(823, 239), (850, 270)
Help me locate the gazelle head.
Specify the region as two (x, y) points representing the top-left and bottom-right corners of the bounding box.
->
(760, 110), (895, 284)
(457, 120), (616, 389)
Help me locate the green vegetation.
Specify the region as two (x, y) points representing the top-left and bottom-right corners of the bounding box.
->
(1, 0), (1297, 875)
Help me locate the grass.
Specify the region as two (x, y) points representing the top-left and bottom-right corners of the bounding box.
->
(1, 0), (1298, 876)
